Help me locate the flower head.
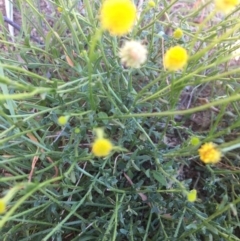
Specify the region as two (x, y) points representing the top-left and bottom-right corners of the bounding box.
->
(215, 0), (240, 14)
(100, 0), (137, 36)
(173, 28), (183, 39)
(57, 116), (69, 126)
(119, 40), (148, 68)
(187, 189), (197, 202)
(198, 142), (222, 164)
(92, 138), (113, 157)
(163, 46), (188, 71)
(0, 199), (6, 214)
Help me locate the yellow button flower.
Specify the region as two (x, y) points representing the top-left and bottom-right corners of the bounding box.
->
(187, 189), (197, 202)
(100, 0), (137, 36)
(0, 199), (6, 214)
(215, 0), (239, 14)
(92, 138), (113, 157)
(173, 28), (183, 39)
(119, 40), (148, 68)
(163, 46), (188, 71)
(198, 142), (222, 164)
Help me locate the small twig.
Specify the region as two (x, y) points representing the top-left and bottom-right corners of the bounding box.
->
(3, 16), (20, 31)
(113, 154), (121, 175)
(28, 155), (39, 182)
(186, 85), (200, 109)
(51, 126), (67, 145)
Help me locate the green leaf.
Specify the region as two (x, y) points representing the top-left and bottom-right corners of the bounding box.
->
(98, 111), (109, 125)
(152, 171), (167, 187)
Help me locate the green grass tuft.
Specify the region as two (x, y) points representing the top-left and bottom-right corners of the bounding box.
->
(1, 0), (240, 240)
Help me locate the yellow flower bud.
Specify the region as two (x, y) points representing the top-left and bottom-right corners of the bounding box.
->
(57, 7), (63, 13)
(173, 28), (183, 39)
(190, 137), (200, 146)
(74, 128), (80, 134)
(57, 116), (69, 126)
(0, 199), (6, 214)
(148, 0), (156, 8)
(187, 189), (197, 202)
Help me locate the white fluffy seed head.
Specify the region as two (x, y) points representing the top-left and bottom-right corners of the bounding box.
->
(119, 40), (147, 68)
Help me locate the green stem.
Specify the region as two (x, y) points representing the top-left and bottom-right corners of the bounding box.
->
(88, 29), (103, 110)
(0, 178), (62, 229)
(95, 92), (240, 120)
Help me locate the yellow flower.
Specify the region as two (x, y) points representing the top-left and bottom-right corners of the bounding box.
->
(148, 0), (156, 8)
(215, 0), (239, 14)
(0, 199), (6, 214)
(198, 142), (222, 164)
(187, 189), (197, 202)
(163, 46), (188, 71)
(119, 40), (148, 68)
(173, 28), (183, 39)
(92, 138), (113, 157)
(100, 0), (137, 36)
(57, 116), (69, 126)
